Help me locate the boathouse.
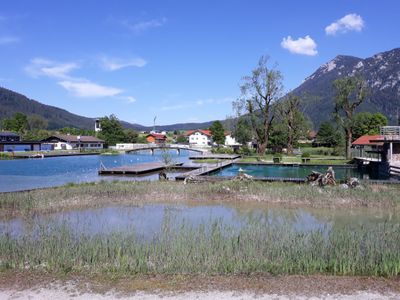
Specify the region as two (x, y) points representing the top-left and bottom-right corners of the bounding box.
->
(41, 134), (104, 150)
(0, 131), (43, 152)
(351, 135), (383, 160)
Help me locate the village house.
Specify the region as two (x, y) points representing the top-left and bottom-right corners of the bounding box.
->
(146, 133), (167, 144)
(185, 129), (239, 147)
(41, 134), (104, 150)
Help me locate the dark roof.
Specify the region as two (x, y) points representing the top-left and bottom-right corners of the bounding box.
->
(0, 131), (19, 137)
(42, 135), (104, 143)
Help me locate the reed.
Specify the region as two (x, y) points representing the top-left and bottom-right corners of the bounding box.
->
(0, 218), (399, 277)
(1, 181), (399, 218)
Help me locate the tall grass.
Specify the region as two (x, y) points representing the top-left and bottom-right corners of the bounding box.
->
(0, 218), (399, 277)
(1, 181), (399, 218)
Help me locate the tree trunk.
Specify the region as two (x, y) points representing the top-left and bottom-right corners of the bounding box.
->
(287, 130), (293, 155)
(258, 141), (267, 156)
(345, 129), (352, 159)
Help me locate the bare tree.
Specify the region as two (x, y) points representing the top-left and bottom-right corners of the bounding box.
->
(333, 76), (367, 159)
(234, 56), (284, 155)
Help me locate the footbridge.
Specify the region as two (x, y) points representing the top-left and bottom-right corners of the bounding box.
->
(125, 144), (208, 155)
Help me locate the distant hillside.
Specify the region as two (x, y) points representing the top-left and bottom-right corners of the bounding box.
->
(293, 47), (400, 127)
(0, 87), (216, 131)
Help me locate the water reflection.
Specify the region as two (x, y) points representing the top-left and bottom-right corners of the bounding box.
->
(0, 150), (196, 192)
(1, 204), (397, 240)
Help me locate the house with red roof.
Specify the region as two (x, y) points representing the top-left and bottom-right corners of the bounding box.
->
(185, 129), (212, 146)
(146, 133), (167, 144)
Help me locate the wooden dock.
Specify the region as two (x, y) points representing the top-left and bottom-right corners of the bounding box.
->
(189, 154), (241, 160)
(175, 160), (233, 180)
(98, 162), (183, 175)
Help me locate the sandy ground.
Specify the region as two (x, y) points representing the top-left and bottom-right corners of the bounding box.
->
(1, 273), (400, 300)
(1, 285), (400, 300)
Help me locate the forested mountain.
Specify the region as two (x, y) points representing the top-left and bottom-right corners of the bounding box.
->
(293, 47), (400, 127)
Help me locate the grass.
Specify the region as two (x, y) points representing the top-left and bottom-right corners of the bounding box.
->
(0, 217), (399, 277)
(0, 181), (399, 219)
(192, 159), (223, 163)
(238, 155), (349, 165)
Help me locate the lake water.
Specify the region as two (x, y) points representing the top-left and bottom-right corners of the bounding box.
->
(0, 150), (195, 192)
(212, 163), (372, 180)
(1, 203), (397, 239)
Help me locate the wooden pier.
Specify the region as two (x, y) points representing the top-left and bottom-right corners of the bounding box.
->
(175, 160), (233, 180)
(189, 154), (241, 160)
(98, 162), (183, 175)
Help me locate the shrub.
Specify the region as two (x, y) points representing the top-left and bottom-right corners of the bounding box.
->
(301, 152), (311, 158)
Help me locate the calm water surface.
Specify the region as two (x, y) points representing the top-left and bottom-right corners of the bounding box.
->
(1, 204), (397, 239)
(0, 150), (194, 192)
(212, 164), (372, 179)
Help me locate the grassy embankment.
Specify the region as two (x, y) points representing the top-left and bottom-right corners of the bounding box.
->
(0, 181), (399, 278)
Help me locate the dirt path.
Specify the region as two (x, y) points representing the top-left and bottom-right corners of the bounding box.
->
(1, 273), (399, 299)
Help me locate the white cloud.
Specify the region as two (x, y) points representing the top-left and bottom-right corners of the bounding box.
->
(0, 36), (20, 45)
(25, 58), (79, 79)
(121, 17), (167, 34)
(325, 14), (364, 35)
(58, 80), (122, 98)
(281, 35), (318, 56)
(100, 56), (147, 71)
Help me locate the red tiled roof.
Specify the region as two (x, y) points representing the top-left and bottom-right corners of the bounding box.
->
(146, 133), (166, 139)
(185, 129), (212, 137)
(352, 135), (383, 146)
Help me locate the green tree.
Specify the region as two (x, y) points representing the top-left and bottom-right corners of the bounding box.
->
(176, 135), (187, 143)
(269, 122), (287, 151)
(316, 122), (342, 147)
(2, 112), (30, 134)
(124, 129), (139, 143)
(333, 76), (367, 159)
(98, 114), (126, 146)
(233, 117), (252, 145)
(276, 94), (310, 154)
(210, 121), (226, 146)
(234, 55), (283, 155)
(353, 112), (388, 139)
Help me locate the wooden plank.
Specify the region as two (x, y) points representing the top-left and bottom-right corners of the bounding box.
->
(98, 162), (183, 175)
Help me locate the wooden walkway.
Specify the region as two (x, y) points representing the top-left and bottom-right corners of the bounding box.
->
(98, 162), (183, 175)
(189, 154), (241, 160)
(175, 160), (233, 180)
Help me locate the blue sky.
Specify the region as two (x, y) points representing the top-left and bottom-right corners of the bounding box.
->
(0, 0), (399, 126)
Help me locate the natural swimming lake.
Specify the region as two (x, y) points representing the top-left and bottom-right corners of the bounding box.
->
(0, 149), (195, 192)
(212, 163), (374, 180)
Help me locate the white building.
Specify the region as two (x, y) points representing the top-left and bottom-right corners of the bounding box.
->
(186, 130), (240, 147)
(41, 135), (104, 150)
(186, 130), (212, 146)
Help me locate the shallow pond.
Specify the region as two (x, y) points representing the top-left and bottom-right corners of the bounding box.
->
(0, 149), (195, 192)
(1, 203), (398, 239)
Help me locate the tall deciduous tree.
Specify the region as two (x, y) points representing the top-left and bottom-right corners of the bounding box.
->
(1, 112), (30, 134)
(233, 117), (252, 145)
(98, 114), (126, 146)
(353, 112), (387, 139)
(276, 94), (310, 154)
(333, 76), (367, 159)
(234, 55), (283, 155)
(210, 120), (225, 146)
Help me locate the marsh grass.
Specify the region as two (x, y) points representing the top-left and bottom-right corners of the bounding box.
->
(0, 181), (399, 218)
(0, 218), (399, 277)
